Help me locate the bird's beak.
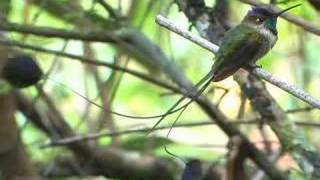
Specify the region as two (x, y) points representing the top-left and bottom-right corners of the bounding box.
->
(274, 4), (301, 17)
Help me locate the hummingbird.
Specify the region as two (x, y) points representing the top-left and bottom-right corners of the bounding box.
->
(148, 4), (301, 133)
(210, 4), (301, 81)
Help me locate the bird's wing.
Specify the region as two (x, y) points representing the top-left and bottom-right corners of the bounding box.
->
(212, 25), (265, 81)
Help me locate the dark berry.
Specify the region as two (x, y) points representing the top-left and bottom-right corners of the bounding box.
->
(1, 55), (43, 88)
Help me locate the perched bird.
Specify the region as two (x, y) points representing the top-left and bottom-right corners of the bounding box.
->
(211, 4), (300, 81)
(148, 4), (301, 132)
(1, 55), (43, 88)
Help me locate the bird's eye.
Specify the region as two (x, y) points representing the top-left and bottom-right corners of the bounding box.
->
(256, 17), (263, 23)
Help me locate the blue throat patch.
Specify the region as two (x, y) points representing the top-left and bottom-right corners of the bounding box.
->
(265, 17), (278, 35)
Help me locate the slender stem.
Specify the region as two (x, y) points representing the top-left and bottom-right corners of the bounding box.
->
(42, 119), (320, 147)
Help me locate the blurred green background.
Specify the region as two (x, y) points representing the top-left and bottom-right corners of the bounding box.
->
(2, 0), (320, 179)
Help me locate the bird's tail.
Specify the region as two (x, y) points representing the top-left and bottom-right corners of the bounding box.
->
(146, 70), (216, 135)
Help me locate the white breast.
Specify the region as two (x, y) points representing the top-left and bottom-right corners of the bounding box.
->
(247, 27), (278, 65)
(259, 28), (278, 50)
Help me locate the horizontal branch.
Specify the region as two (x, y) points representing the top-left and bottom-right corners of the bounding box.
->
(43, 119), (320, 147)
(0, 22), (117, 42)
(155, 15), (320, 109)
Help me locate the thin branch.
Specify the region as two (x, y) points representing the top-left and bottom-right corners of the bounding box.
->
(0, 20), (194, 89)
(0, 22), (117, 43)
(252, 68), (320, 108)
(44, 120), (255, 147)
(286, 106), (316, 113)
(42, 119), (320, 147)
(0, 39), (179, 93)
(155, 16), (219, 53)
(42, 121), (221, 147)
(96, 0), (119, 19)
(155, 15), (320, 109)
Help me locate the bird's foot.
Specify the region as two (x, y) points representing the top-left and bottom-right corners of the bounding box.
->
(243, 64), (262, 72)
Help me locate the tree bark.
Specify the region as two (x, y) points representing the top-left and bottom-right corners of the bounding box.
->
(0, 46), (36, 179)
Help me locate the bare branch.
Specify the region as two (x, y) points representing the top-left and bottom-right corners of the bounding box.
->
(156, 15), (219, 53)
(252, 68), (320, 108)
(0, 39), (179, 93)
(0, 22), (117, 42)
(42, 119), (320, 147)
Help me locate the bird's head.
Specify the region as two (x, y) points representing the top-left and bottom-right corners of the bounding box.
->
(243, 4), (301, 35)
